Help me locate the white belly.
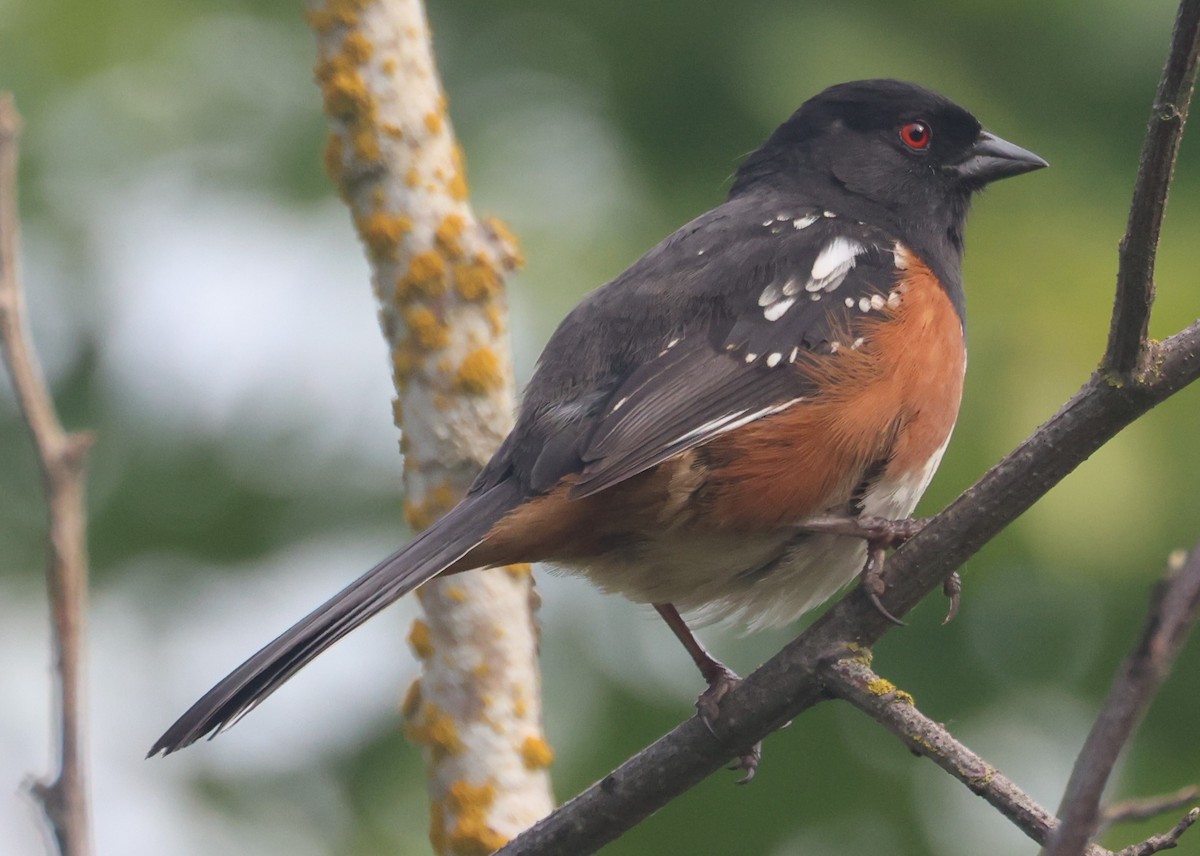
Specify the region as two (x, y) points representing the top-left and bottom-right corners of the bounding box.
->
(561, 437), (951, 630)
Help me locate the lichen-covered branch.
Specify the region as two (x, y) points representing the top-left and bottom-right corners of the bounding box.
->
(1104, 0), (1200, 376)
(1046, 545), (1200, 856)
(304, 2), (553, 852)
(824, 657), (1198, 856)
(0, 93), (94, 856)
(821, 656), (1099, 853)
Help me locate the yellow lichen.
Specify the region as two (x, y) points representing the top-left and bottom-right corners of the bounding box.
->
(341, 31), (373, 63)
(504, 563), (532, 580)
(401, 678), (422, 720)
(484, 216), (524, 270)
(429, 798), (447, 854)
(322, 133), (345, 185)
(454, 347), (503, 394)
(866, 677), (896, 697)
(424, 111), (444, 134)
(843, 642), (874, 666)
(315, 54), (373, 120)
(404, 481), (458, 530)
(304, 4), (356, 33)
(405, 702), (463, 758)
(445, 586), (467, 603)
(408, 619), (434, 659)
(381, 122), (404, 139)
(405, 166), (420, 188)
(349, 124), (380, 163)
(382, 57), (397, 75)
(513, 695), (527, 718)
(397, 251), (447, 302)
(520, 735), (555, 770)
(447, 171), (468, 201)
(446, 780), (507, 856)
(403, 305), (450, 350)
(484, 303), (506, 336)
(393, 348), (417, 390)
(356, 210), (411, 261)
(453, 256), (502, 302)
(435, 214), (466, 259)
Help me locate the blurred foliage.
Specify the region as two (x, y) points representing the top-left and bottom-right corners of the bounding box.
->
(2, 0), (1199, 855)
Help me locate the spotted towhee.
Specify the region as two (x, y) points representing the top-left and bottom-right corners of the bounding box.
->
(151, 79), (1046, 761)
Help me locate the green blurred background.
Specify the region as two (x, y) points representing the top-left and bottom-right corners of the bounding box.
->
(2, 0), (1199, 854)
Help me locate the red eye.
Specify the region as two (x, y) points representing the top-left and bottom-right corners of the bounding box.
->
(900, 121), (931, 150)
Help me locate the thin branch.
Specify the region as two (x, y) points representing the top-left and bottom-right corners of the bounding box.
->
(0, 95), (94, 856)
(821, 655), (1083, 851)
(823, 658), (1200, 856)
(1046, 546), (1200, 856)
(498, 323), (1200, 856)
(1104, 0), (1200, 376)
(1115, 809), (1200, 856)
(1101, 787), (1200, 834)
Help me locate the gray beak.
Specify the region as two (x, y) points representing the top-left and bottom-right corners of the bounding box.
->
(945, 130), (1048, 185)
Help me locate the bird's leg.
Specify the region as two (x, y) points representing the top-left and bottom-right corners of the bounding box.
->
(653, 602), (761, 783)
(797, 514), (954, 625)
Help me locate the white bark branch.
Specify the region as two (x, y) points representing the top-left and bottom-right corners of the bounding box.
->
(305, 2), (554, 852)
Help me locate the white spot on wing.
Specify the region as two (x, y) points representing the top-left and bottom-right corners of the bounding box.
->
(745, 352), (757, 363)
(611, 396), (629, 412)
(806, 236), (866, 294)
(793, 214), (818, 230)
(812, 237), (865, 281)
(766, 352), (782, 367)
(781, 277), (801, 297)
(763, 297), (795, 321)
(758, 283), (782, 306)
(870, 294), (886, 310)
(859, 297), (872, 313)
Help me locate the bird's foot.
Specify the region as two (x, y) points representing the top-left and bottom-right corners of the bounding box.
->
(800, 514), (930, 625)
(696, 664), (762, 784)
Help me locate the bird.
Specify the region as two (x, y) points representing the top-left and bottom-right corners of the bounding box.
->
(150, 79), (1046, 770)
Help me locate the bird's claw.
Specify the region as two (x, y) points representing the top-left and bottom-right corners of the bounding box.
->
(696, 665), (762, 783)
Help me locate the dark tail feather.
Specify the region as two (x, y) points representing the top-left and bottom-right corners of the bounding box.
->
(149, 480), (522, 756)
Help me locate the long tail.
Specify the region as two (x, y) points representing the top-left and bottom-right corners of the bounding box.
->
(149, 480), (522, 756)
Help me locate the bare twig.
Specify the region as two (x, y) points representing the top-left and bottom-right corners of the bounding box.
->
(824, 658), (1200, 856)
(822, 655), (1080, 850)
(498, 322), (1200, 856)
(0, 95), (94, 856)
(1115, 809), (1200, 856)
(1101, 786), (1200, 834)
(1104, 0), (1200, 376)
(1046, 547), (1200, 856)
